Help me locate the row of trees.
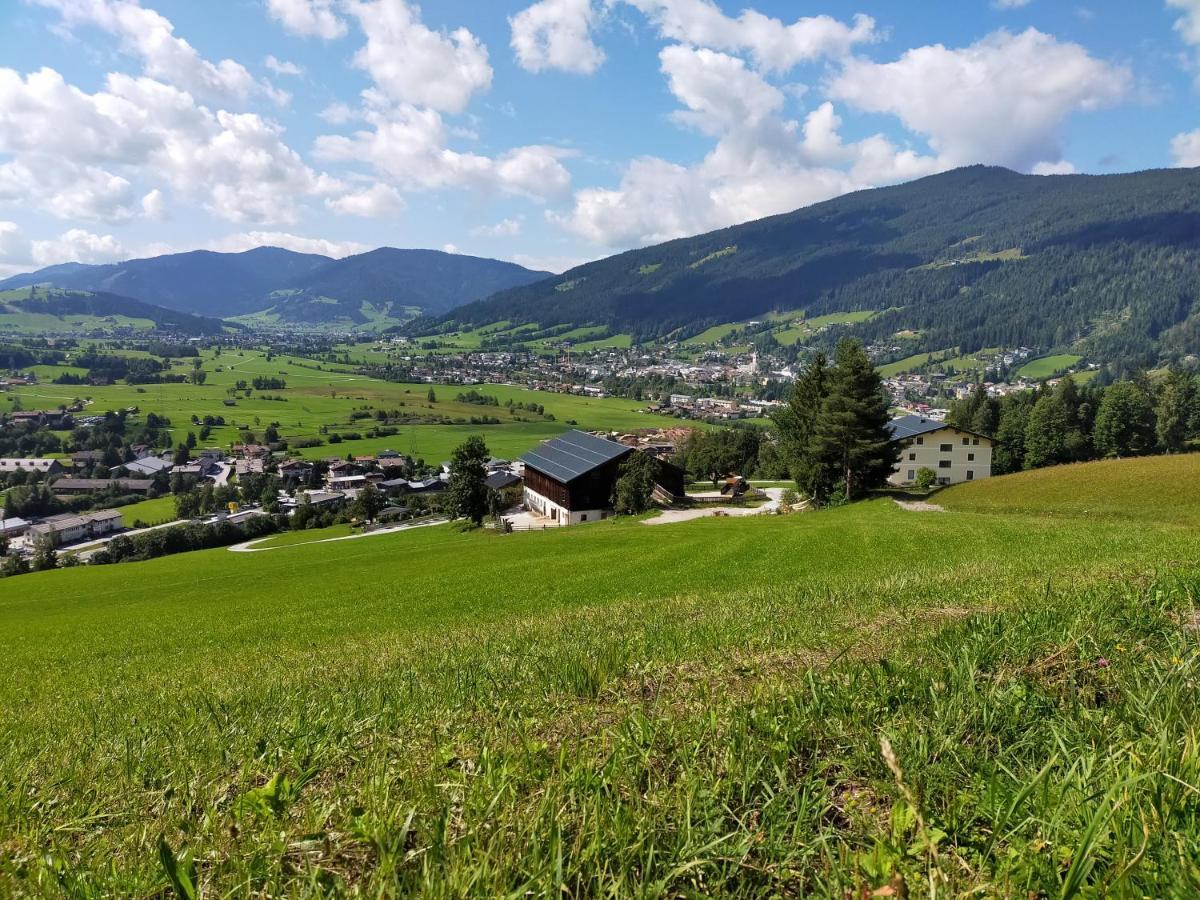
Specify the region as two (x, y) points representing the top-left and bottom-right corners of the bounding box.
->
(948, 369), (1200, 473)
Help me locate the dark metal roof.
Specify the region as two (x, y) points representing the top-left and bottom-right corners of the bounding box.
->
(520, 430), (632, 484)
(888, 415), (993, 443)
(485, 471), (522, 491)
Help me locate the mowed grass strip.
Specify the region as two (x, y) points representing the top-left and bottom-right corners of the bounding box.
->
(1, 459), (1199, 894)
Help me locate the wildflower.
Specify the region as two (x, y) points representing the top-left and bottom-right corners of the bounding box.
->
(1116, 644), (1126, 652)
(1095, 657), (1110, 668)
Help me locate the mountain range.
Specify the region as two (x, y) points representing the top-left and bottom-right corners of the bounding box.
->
(3, 165), (1199, 371)
(427, 165), (1200, 374)
(0, 247), (551, 328)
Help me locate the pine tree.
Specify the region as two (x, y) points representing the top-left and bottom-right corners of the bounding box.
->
(773, 352), (830, 500)
(447, 436), (489, 525)
(1023, 393), (1069, 469)
(810, 340), (899, 502)
(1156, 370), (1198, 453)
(1094, 381), (1157, 457)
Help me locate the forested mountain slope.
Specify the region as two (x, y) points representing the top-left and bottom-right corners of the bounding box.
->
(0, 247), (332, 319)
(430, 166), (1200, 372)
(0, 286), (226, 335)
(0, 247), (552, 324)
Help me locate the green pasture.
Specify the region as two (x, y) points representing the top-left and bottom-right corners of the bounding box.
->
(2, 456), (1199, 893)
(1018, 354), (1083, 380)
(5, 349), (684, 462)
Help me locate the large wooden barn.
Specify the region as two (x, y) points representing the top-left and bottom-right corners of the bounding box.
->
(521, 430), (683, 525)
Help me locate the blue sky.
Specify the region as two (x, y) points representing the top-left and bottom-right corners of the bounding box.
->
(0, 0), (1197, 277)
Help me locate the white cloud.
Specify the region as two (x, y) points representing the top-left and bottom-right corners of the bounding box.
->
(509, 252), (593, 274)
(1169, 0), (1200, 46)
(265, 55), (303, 77)
(471, 217), (523, 238)
(994, 0), (1033, 8)
(1171, 129), (1200, 166)
(828, 28), (1130, 171)
(510, 0), (606, 74)
(0, 67), (344, 224)
(660, 45), (784, 135)
(141, 187), (167, 219)
(31, 228), (126, 266)
(343, 0), (492, 114)
(1031, 160), (1076, 175)
(552, 45), (941, 249)
(206, 232), (368, 258)
(442, 243), (461, 254)
(0, 221), (33, 266)
(315, 101), (574, 201)
(325, 182), (405, 216)
(621, 1), (878, 72)
(31, 0), (277, 102)
(264, 0), (347, 39)
(319, 102), (357, 124)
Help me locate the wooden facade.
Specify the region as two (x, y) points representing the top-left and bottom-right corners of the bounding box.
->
(524, 454), (629, 511)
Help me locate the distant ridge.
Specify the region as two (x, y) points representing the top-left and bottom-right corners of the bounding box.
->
(0, 246), (552, 324)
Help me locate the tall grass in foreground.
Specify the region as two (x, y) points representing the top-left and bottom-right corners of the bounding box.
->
(5, 573), (1199, 895)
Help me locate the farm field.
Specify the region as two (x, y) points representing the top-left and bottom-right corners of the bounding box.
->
(3, 349), (689, 463)
(2, 456), (1199, 894)
(877, 348), (954, 377)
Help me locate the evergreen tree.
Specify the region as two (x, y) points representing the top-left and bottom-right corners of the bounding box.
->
(447, 435), (489, 525)
(1023, 393), (1069, 469)
(810, 339), (899, 502)
(773, 352), (831, 500)
(1156, 370), (1198, 453)
(1093, 382), (1156, 457)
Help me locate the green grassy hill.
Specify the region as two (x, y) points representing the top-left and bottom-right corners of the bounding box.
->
(2, 456), (1199, 894)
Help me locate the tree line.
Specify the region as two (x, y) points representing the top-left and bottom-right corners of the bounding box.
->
(947, 370), (1200, 473)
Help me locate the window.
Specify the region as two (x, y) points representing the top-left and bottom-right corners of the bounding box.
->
(939, 460), (952, 469)
(962, 437), (970, 446)
(967, 453), (975, 462)
(581, 514), (588, 522)
(972, 438), (980, 446)
(907, 470), (915, 481)
(908, 453), (916, 461)
(916, 437), (924, 445)
(967, 470), (975, 480)
(940, 443), (953, 452)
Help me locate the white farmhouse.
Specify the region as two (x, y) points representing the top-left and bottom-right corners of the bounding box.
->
(887, 415), (994, 487)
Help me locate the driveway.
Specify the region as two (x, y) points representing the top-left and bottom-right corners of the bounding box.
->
(643, 488), (785, 526)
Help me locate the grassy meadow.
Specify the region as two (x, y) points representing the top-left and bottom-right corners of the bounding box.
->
(2, 456), (1199, 894)
(4, 348), (686, 463)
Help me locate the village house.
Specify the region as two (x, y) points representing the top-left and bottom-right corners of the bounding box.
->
(234, 458), (266, 478)
(0, 516), (31, 538)
(120, 456), (172, 478)
(51, 478), (155, 496)
(28, 509), (123, 547)
(0, 458), (65, 476)
(520, 430), (685, 526)
(887, 415), (995, 487)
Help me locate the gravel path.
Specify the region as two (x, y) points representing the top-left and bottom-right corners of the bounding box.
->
(643, 488), (785, 526)
(229, 517), (447, 552)
(893, 499), (946, 513)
